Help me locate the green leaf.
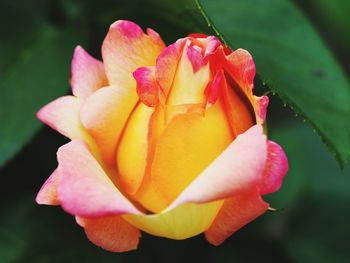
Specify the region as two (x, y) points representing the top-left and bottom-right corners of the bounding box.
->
(0, 25), (87, 167)
(197, 0), (350, 166)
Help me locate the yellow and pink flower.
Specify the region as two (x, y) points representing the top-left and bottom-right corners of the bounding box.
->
(36, 20), (288, 252)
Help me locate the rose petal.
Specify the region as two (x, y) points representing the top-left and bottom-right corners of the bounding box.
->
(151, 100), (233, 206)
(224, 48), (255, 91)
(186, 44), (204, 73)
(255, 95), (269, 124)
(260, 140), (288, 195)
(205, 189), (269, 246)
(222, 73), (256, 136)
(168, 125), (267, 210)
(156, 38), (186, 99)
(80, 86), (136, 164)
(102, 20), (165, 88)
(134, 66), (159, 107)
(36, 168), (60, 205)
(124, 201), (223, 240)
(117, 103), (154, 194)
(37, 96), (87, 140)
(166, 40), (210, 106)
(57, 140), (141, 217)
(205, 69), (224, 105)
(71, 46), (108, 99)
(76, 215), (140, 252)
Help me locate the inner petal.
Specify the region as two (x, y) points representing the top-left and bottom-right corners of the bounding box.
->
(166, 40), (210, 106)
(151, 99), (234, 205)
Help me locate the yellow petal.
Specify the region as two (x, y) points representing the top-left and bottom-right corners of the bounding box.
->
(151, 99), (234, 204)
(123, 200), (223, 239)
(117, 103), (154, 194)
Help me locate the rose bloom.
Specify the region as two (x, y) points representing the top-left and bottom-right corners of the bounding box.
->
(36, 20), (288, 252)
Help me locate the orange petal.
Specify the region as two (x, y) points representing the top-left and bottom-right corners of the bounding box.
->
(151, 100), (233, 205)
(222, 72), (256, 135)
(76, 215), (140, 252)
(205, 189), (268, 246)
(71, 46), (108, 99)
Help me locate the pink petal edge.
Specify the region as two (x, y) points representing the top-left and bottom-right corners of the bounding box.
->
(260, 140), (288, 195)
(57, 140), (141, 217)
(71, 46), (108, 99)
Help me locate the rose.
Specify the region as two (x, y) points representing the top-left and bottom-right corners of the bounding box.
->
(36, 20), (288, 252)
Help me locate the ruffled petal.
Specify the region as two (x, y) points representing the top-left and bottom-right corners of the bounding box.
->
(260, 140), (288, 195)
(102, 20), (165, 88)
(36, 168), (60, 205)
(168, 125), (267, 210)
(134, 66), (159, 107)
(76, 215), (140, 252)
(57, 140), (141, 217)
(71, 46), (108, 99)
(80, 86), (136, 164)
(205, 189), (269, 246)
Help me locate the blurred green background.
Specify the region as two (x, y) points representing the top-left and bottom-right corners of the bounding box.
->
(1, 0), (350, 262)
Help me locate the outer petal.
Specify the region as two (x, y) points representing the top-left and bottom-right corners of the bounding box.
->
(57, 140), (141, 217)
(168, 125), (267, 210)
(37, 96), (89, 141)
(36, 169), (60, 205)
(124, 201), (223, 240)
(80, 86), (136, 164)
(224, 48), (255, 91)
(71, 46), (108, 99)
(76, 215), (140, 252)
(260, 140), (288, 195)
(102, 20), (165, 88)
(205, 189), (269, 246)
